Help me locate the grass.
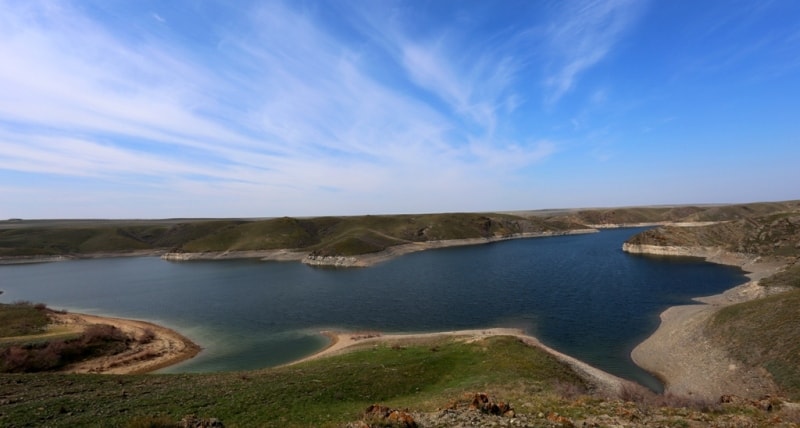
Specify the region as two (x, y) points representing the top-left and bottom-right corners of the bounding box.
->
(559, 200), (800, 226)
(708, 288), (800, 400)
(4, 202), (798, 258)
(0, 336), (586, 427)
(1, 213), (581, 258)
(0, 302), (50, 337)
(760, 261), (800, 288)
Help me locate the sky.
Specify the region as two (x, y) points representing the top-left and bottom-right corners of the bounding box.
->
(1, 0), (799, 219)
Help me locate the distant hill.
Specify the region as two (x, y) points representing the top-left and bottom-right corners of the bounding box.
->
(542, 200), (800, 227)
(0, 213), (586, 259)
(4, 201), (799, 260)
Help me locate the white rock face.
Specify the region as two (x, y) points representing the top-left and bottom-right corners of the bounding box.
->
(621, 243), (715, 257)
(302, 255), (359, 267)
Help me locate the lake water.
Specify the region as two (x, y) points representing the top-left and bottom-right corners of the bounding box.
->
(0, 228), (747, 391)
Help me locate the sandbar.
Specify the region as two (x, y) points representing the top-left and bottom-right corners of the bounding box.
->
(48, 311), (201, 375)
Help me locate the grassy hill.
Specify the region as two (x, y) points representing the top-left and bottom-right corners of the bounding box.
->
(625, 207), (800, 400)
(545, 200), (800, 227)
(4, 201), (798, 259)
(625, 210), (800, 257)
(0, 330), (793, 427)
(0, 213), (585, 259)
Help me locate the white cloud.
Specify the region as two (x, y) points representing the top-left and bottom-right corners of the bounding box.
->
(544, 0), (646, 103)
(0, 0), (562, 218)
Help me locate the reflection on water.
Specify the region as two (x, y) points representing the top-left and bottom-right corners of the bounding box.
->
(0, 228), (746, 391)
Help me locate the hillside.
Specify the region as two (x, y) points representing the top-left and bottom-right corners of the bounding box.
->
(625, 210), (800, 258)
(1, 331), (797, 427)
(544, 200), (800, 227)
(624, 207), (800, 400)
(0, 213), (586, 262)
(4, 201), (798, 261)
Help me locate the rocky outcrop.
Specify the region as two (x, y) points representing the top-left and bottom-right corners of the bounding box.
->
(622, 243), (719, 258)
(621, 243), (767, 270)
(0, 255), (76, 265)
(161, 250), (305, 262)
(302, 255), (360, 267)
(357, 404), (417, 428)
(465, 392), (515, 417)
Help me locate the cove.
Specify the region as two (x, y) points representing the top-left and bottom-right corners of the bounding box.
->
(0, 228), (747, 391)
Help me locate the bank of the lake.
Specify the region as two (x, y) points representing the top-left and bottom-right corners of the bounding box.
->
(0, 228), (748, 391)
(625, 243), (792, 399)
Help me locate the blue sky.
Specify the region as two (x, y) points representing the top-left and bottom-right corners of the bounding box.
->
(1, 0), (798, 219)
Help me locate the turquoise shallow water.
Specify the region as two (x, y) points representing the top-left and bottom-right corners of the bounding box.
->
(0, 228), (746, 391)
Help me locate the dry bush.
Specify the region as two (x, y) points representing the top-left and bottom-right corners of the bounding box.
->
(0, 324), (130, 373)
(777, 404), (800, 424)
(139, 329), (156, 344)
(656, 393), (720, 412)
(616, 382), (721, 413)
(618, 382), (655, 404)
(552, 380), (589, 399)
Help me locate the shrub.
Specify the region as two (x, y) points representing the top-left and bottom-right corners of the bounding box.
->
(0, 324), (130, 373)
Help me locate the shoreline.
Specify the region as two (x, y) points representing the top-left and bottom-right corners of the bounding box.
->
(48, 311), (201, 375)
(625, 244), (791, 399)
(1, 229), (598, 268)
(7, 225), (784, 398)
(166, 229), (599, 267)
(285, 328), (628, 397)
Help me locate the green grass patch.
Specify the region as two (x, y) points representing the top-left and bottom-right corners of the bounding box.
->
(1, 213), (583, 258)
(760, 262), (800, 288)
(0, 336), (586, 427)
(709, 288), (800, 400)
(0, 302), (50, 337)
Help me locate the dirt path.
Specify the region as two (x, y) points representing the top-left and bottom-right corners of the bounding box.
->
(48, 312), (201, 374)
(286, 328), (627, 397)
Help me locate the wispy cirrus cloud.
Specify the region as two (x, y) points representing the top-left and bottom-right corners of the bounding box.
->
(543, 0), (646, 103)
(0, 0), (609, 217)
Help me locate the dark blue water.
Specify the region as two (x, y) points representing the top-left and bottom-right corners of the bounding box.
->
(0, 228), (746, 391)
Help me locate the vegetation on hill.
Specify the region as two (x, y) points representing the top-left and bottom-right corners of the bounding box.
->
(0, 335), (794, 427)
(3, 201), (797, 259)
(0, 323), (130, 373)
(625, 205), (800, 400)
(552, 200), (800, 227)
(626, 211), (800, 257)
(0, 213), (584, 259)
(0, 303), (138, 374)
(0, 336), (583, 427)
(0, 302), (49, 337)
(709, 289), (800, 400)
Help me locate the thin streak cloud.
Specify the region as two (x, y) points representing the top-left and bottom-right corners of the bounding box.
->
(0, 0), (797, 218)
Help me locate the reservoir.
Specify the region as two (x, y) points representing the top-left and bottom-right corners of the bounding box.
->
(0, 228), (746, 391)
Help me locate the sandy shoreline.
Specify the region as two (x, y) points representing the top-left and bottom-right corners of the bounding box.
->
(627, 246), (792, 400)
(48, 312), (201, 375)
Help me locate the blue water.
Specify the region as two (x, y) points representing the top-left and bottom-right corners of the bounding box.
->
(0, 228), (746, 391)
